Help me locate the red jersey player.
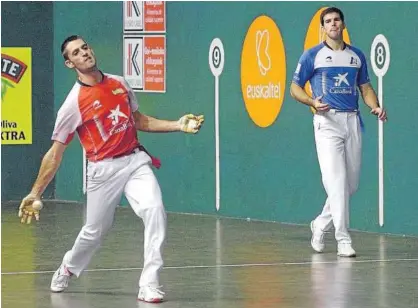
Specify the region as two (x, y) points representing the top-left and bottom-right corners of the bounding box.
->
(18, 35), (204, 303)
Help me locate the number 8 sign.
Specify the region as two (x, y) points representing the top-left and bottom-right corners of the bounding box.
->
(370, 34), (390, 227)
(371, 34), (390, 77)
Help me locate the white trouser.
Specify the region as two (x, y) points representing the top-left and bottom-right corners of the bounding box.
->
(62, 150), (166, 288)
(313, 110), (362, 243)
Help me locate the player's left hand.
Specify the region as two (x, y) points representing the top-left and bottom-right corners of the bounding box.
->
(371, 107), (387, 122)
(18, 194), (43, 224)
(179, 114), (204, 134)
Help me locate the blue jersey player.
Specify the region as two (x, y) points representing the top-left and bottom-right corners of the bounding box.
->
(290, 7), (387, 257)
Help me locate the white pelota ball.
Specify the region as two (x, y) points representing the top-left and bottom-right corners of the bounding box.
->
(32, 200), (44, 210)
(187, 119), (198, 130)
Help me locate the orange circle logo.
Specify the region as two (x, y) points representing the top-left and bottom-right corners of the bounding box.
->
(241, 16), (286, 128)
(304, 8), (351, 101)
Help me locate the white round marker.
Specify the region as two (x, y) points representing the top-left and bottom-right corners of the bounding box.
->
(209, 38), (225, 77)
(371, 34), (390, 78)
(370, 34), (390, 227)
(209, 38), (224, 212)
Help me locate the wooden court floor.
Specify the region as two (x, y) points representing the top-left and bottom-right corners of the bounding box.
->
(2, 201), (418, 308)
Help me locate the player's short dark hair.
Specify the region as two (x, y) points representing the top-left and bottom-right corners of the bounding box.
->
(61, 35), (84, 60)
(320, 7), (345, 26)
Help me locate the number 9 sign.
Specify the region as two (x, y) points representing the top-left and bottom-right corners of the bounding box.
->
(371, 34), (390, 77)
(209, 38), (224, 77)
(208, 37), (224, 211)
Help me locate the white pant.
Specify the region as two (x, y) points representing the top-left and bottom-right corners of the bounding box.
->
(62, 150), (166, 288)
(313, 110), (362, 243)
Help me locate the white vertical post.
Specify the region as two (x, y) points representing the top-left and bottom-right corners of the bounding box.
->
(215, 76), (220, 211)
(378, 77), (384, 227)
(209, 38), (225, 212)
(371, 34), (390, 227)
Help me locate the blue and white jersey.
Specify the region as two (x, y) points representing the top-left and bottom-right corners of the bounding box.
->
(293, 42), (370, 111)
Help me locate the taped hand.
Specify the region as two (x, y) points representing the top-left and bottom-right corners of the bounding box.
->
(18, 195), (43, 224)
(179, 114), (204, 134)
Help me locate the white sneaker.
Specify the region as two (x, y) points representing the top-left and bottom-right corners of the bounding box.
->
(337, 243), (356, 257)
(137, 286), (165, 303)
(50, 264), (73, 292)
(310, 221), (325, 253)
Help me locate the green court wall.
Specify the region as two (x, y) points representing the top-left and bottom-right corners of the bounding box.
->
(4, 2), (417, 236)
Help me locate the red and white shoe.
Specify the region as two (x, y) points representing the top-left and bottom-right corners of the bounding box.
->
(137, 286), (165, 303)
(50, 264), (73, 292)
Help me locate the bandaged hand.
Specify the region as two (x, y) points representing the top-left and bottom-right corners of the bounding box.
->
(179, 114), (204, 134)
(18, 194), (43, 224)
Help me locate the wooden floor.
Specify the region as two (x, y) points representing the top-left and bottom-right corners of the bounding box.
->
(2, 201), (418, 308)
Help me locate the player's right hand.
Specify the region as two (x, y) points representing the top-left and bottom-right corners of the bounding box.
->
(312, 95), (330, 112)
(371, 107), (388, 122)
(18, 194), (43, 224)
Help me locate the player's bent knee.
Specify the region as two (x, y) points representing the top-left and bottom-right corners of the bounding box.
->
(143, 206), (167, 227)
(146, 205), (166, 220)
(81, 224), (111, 240)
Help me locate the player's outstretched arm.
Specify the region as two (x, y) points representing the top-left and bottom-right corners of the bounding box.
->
(133, 111), (204, 134)
(19, 141), (67, 224)
(359, 83), (387, 122)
